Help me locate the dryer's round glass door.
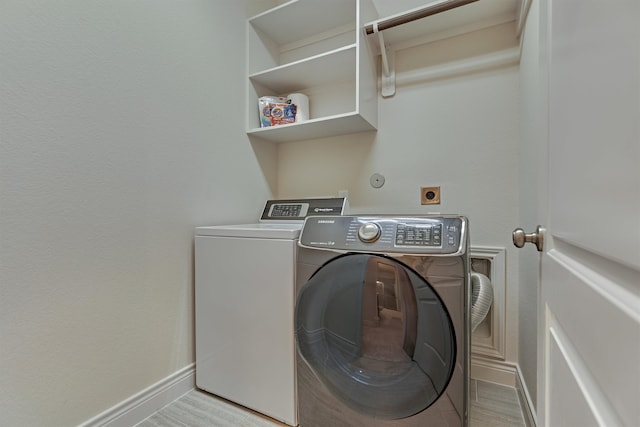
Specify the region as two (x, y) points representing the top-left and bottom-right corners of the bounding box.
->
(295, 254), (456, 419)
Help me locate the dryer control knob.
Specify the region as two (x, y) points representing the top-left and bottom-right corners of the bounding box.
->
(358, 222), (381, 243)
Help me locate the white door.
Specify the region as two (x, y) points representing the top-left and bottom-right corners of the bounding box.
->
(531, 0), (640, 426)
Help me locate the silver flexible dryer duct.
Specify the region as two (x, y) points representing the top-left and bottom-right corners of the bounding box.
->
(470, 272), (493, 331)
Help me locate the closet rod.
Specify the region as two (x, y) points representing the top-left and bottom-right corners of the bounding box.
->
(364, 0), (479, 34)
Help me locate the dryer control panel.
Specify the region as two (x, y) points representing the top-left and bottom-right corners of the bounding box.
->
(299, 215), (467, 255)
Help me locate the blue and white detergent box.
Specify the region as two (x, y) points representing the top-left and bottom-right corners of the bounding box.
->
(270, 103), (296, 126)
(258, 96), (286, 128)
(258, 96), (298, 127)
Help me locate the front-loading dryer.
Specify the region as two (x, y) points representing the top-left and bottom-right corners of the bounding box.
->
(295, 215), (470, 427)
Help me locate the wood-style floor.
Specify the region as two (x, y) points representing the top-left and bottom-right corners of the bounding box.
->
(469, 379), (526, 427)
(136, 379), (526, 427)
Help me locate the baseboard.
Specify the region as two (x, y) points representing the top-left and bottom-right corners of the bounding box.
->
(80, 360), (534, 426)
(79, 364), (195, 427)
(515, 365), (538, 427)
(471, 356), (517, 387)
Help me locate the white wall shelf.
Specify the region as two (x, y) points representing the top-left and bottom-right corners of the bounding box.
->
(247, 0), (378, 142)
(247, 112), (376, 143)
(363, 0), (523, 97)
(249, 0), (356, 47)
(365, 0), (523, 54)
(249, 45), (357, 94)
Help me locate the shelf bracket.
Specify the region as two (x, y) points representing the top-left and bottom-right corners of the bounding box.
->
(373, 22), (395, 97)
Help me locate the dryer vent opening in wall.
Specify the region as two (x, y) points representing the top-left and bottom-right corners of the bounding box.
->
(469, 248), (506, 363)
(471, 258), (493, 338)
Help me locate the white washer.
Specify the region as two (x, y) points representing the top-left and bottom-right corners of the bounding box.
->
(194, 198), (346, 426)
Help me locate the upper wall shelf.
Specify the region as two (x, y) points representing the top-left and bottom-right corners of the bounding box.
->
(246, 0), (379, 143)
(245, 0), (523, 142)
(249, 45), (357, 95)
(364, 0), (523, 96)
(246, 112), (376, 143)
(249, 0), (356, 48)
(365, 0), (523, 53)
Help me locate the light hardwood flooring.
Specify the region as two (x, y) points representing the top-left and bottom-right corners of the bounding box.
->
(136, 379), (526, 427)
(469, 379), (526, 427)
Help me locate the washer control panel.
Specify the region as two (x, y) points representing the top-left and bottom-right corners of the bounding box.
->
(260, 197), (346, 221)
(300, 215), (467, 255)
(269, 203), (308, 218)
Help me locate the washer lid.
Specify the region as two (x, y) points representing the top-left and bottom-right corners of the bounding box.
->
(195, 223), (302, 239)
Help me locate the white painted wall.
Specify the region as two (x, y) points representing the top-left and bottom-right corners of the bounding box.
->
(1, 0), (530, 423)
(0, 1), (273, 425)
(277, 23), (522, 364)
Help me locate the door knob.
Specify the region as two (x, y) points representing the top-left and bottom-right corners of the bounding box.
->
(512, 226), (544, 252)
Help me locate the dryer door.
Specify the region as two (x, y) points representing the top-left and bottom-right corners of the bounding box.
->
(295, 253), (456, 420)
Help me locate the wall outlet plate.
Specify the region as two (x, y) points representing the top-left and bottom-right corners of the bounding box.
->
(421, 186), (440, 205)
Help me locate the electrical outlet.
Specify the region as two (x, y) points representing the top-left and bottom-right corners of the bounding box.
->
(421, 186), (440, 205)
